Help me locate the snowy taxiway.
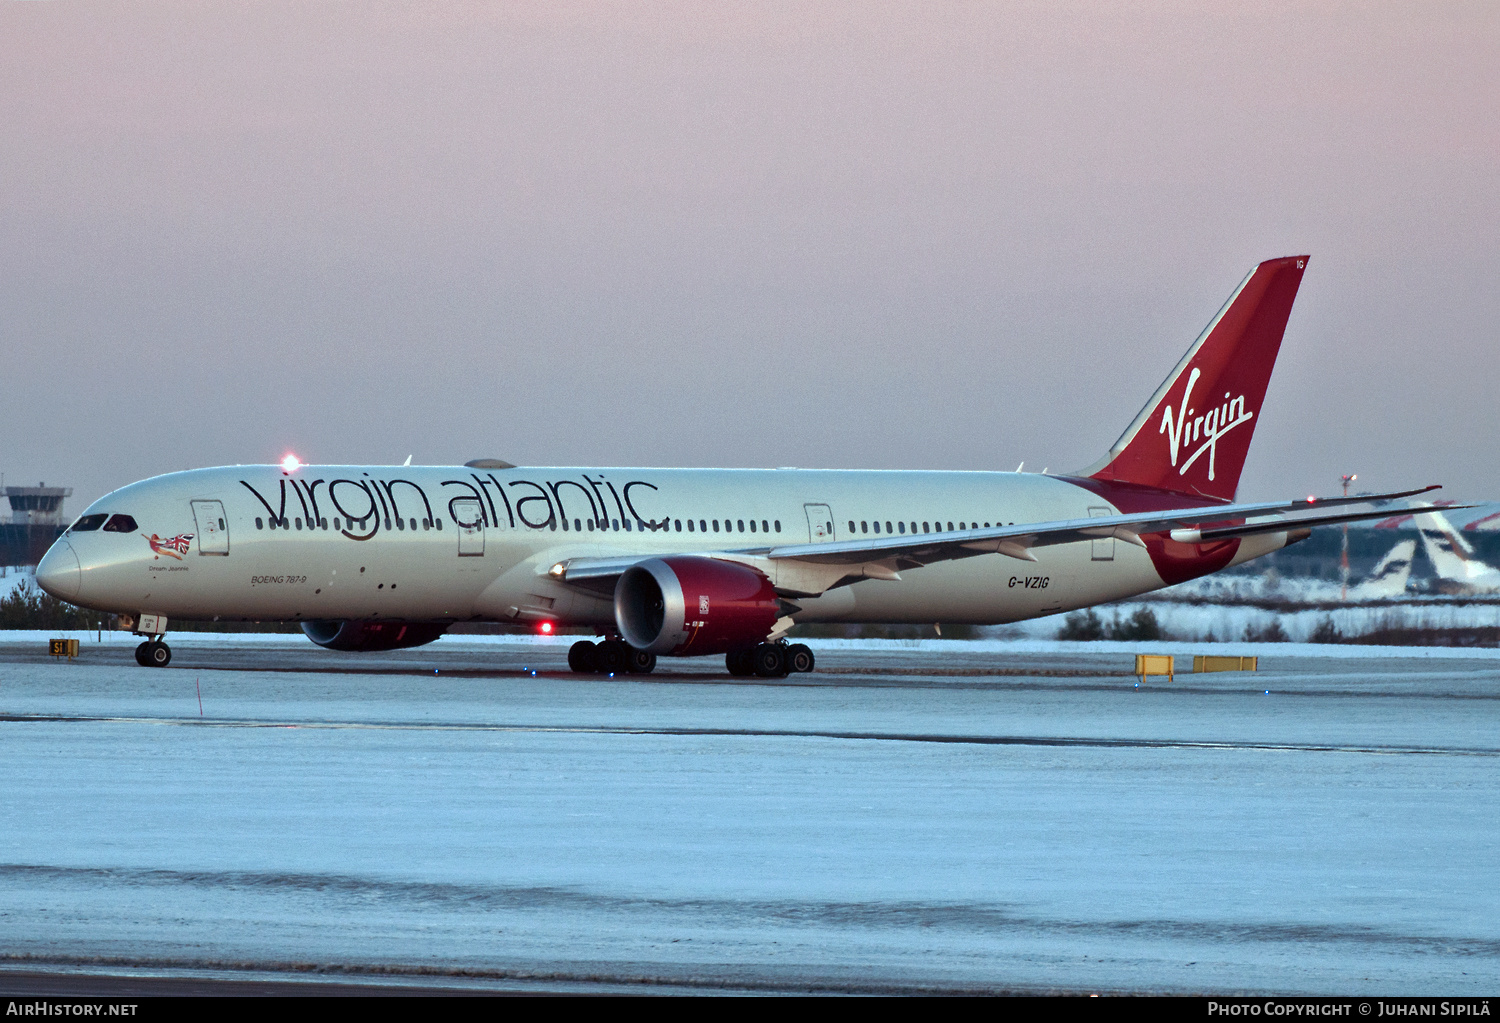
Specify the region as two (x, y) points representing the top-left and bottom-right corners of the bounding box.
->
(1, 634), (1498, 994)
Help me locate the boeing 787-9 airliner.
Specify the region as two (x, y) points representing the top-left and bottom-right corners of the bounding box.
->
(36, 256), (1447, 674)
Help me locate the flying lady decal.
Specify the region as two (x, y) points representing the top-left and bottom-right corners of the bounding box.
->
(144, 533), (194, 560)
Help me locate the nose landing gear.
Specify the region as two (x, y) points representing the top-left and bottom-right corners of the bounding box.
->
(134, 640), (171, 668)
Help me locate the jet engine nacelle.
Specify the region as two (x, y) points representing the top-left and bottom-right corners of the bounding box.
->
(615, 556), (781, 655)
(301, 620), (449, 652)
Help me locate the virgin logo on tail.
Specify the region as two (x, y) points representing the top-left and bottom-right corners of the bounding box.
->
(1158, 368), (1255, 482)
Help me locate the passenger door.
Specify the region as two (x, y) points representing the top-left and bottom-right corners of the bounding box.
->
(804, 503), (835, 543)
(191, 500), (229, 555)
(452, 498), (485, 557)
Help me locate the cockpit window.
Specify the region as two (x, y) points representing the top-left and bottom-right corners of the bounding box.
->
(101, 514), (139, 533)
(69, 514), (108, 532)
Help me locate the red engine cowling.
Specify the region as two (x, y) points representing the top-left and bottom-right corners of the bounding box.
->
(301, 620), (449, 651)
(615, 557), (781, 656)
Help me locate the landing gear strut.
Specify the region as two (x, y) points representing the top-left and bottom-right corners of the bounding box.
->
(134, 640), (171, 668)
(567, 639), (655, 675)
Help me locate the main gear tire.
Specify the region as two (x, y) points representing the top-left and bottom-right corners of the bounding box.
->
(725, 648), (754, 677)
(624, 647), (657, 674)
(595, 639), (628, 674)
(787, 643), (815, 673)
(752, 642), (788, 678)
(568, 640), (599, 673)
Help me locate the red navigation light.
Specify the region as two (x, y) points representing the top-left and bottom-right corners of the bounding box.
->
(1307, 496), (1316, 503)
(539, 621), (553, 635)
(282, 454), (302, 472)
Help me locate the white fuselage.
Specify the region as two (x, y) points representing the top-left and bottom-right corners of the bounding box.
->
(46, 464), (1285, 631)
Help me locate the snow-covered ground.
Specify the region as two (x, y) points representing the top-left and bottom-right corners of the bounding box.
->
(5, 628), (1500, 660)
(1013, 600), (1500, 644)
(1, 640), (1498, 993)
(0, 566), (34, 602)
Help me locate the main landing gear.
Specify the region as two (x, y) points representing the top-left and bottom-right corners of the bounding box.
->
(134, 640), (171, 668)
(566, 639), (815, 678)
(568, 639), (656, 675)
(726, 642), (815, 679)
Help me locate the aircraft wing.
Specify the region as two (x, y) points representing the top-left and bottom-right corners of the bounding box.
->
(755, 485), (1448, 566)
(551, 485), (1446, 596)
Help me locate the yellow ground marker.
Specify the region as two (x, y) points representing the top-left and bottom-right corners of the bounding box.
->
(1193, 655), (1258, 673)
(1135, 653), (1174, 683)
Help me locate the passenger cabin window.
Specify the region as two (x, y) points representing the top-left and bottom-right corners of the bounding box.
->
(687, 520), (694, 532)
(255, 517), (264, 529)
(762, 520), (769, 532)
(849, 520), (856, 532)
(737, 519), (744, 532)
(700, 519), (707, 532)
(861, 521), (868, 533)
(70, 514), (108, 532)
(749, 520), (756, 532)
(675, 519), (682, 531)
(102, 514), (138, 533)
(898, 522), (906, 533)
(774, 520), (780, 532)
(712, 520), (720, 532)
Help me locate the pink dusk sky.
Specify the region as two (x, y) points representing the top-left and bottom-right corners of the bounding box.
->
(2, 2), (1496, 508)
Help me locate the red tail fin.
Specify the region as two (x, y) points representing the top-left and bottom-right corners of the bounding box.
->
(1083, 255), (1309, 502)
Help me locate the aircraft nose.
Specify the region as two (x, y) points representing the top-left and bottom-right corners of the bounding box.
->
(35, 540), (81, 601)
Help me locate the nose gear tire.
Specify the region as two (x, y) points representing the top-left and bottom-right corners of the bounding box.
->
(136, 641), (171, 668)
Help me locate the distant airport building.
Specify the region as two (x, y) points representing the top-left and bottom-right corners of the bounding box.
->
(1, 484), (71, 568)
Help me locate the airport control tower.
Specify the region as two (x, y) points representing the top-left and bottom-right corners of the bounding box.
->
(1, 483), (71, 567)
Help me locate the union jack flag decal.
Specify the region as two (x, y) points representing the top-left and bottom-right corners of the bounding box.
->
(143, 533), (194, 559)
